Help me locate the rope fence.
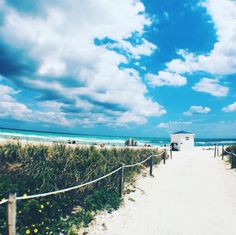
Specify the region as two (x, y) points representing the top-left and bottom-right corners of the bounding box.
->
(225, 150), (236, 157)
(213, 144), (222, 158)
(0, 149), (167, 235)
(214, 144), (236, 169)
(17, 166), (123, 201)
(124, 154), (154, 168)
(0, 199), (8, 205)
(224, 149), (236, 169)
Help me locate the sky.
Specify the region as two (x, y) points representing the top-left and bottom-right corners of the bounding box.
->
(0, 0), (236, 138)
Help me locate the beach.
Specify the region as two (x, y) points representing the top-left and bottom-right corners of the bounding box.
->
(1, 131), (236, 234)
(1, 0), (236, 234)
(0, 128), (235, 148)
(0, 138), (161, 151)
(81, 148), (236, 235)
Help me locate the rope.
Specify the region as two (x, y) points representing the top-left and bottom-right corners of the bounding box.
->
(0, 151), (165, 203)
(124, 155), (153, 168)
(153, 152), (165, 158)
(225, 150), (236, 157)
(124, 151), (164, 168)
(0, 199), (8, 205)
(16, 166), (122, 201)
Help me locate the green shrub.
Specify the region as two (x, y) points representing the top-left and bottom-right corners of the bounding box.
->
(226, 145), (236, 154)
(0, 143), (161, 234)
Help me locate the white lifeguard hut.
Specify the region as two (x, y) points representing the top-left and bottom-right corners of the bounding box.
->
(170, 131), (195, 151)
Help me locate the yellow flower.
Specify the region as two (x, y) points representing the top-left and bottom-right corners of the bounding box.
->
(40, 205), (44, 209)
(38, 209), (42, 213)
(26, 229), (30, 234)
(1, 198), (6, 201)
(46, 202), (50, 205)
(46, 227), (49, 230)
(33, 228), (38, 233)
(23, 193), (27, 197)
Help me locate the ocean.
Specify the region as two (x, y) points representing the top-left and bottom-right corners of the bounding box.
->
(0, 127), (235, 147)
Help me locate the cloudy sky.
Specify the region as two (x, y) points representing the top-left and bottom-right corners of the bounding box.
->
(0, 0), (236, 138)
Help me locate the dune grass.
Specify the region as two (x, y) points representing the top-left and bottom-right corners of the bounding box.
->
(225, 145), (236, 168)
(0, 143), (161, 235)
(226, 145), (236, 153)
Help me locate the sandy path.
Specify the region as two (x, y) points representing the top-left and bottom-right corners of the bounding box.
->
(84, 148), (236, 235)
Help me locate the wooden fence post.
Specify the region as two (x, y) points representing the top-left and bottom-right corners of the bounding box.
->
(231, 154), (234, 169)
(231, 154), (236, 169)
(163, 149), (166, 164)
(170, 148), (172, 159)
(217, 146), (219, 157)
(149, 155), (153, 176)
(119, 163), (125, 197)
(8, 193), (16, 235)
(214, 144), (216, 157)
(222, 146), (224, 160)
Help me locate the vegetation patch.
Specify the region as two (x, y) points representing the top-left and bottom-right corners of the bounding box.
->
(0, 143), (161, 235)
(226, 145), (236, 154)
(225, 145), (236, 167)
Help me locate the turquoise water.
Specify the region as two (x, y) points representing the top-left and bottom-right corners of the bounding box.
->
(0, 128), (235, 147)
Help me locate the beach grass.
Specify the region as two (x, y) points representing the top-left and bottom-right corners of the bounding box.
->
(225, 145), (236, 168)
(0, 142), (161, 235)
(226, 145), (236, 153)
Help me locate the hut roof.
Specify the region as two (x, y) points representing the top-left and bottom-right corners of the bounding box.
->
(172, 131), (194, 135)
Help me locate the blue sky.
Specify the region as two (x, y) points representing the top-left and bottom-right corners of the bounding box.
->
(0, 0), (236, 138)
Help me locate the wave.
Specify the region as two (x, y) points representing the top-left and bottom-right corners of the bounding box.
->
(1, 128), (236, 147)
(0, 132), (129, 146)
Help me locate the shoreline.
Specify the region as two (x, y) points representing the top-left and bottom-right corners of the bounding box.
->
(0, 137), (228, 152)
(0, 134), (163, 148)
(0, 138), (162, 150)
(1, 129), (236, 149)
(0, 129), (235, 150)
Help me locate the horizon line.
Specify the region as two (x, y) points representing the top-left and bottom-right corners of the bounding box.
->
(0, 126), (236, 140)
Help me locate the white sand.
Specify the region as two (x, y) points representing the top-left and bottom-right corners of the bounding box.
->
(0, 137), (161, 150)
(83, 147), (236, 235)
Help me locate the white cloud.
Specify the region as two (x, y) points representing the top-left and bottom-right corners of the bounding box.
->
(107, 38), (157, 59)
(35, 111), (73, 126)
(170, 121), (192, 125)
(157, 121), (192, 129)
(0, 0), (166, 126)
(166, 0), (236, 75)
(0, 84), (18, 96)
(192, 78), (229, 97)
(157, 122), (169, 129)
(38, 59), (66, 77)
(116, 112), (147, 126)
(0, 84), (73, 126)
(222, 102), (236, 112)
(167, 120), (236, 138)
(38, 101), (67, 111)
(166, 49), (200, 74)
(183, 106), (211, 116)
(0, 85), (32, 120)
(146, 71), (187, 87)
